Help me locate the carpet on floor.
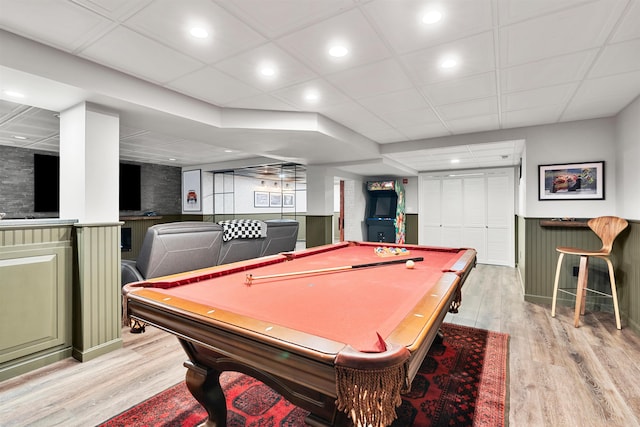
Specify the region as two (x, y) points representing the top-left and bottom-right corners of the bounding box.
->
(100, 323), (508, 426)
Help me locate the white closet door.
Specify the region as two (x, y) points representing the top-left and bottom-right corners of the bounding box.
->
(441, 178), (463, 247)
(462, 177), (487, 263)
(486, 174), (514, 266)
(419, 177), (443, 246)
(418, 170), (515, 267)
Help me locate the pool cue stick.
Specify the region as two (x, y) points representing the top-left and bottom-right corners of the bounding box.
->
(245, 257), (424, 285)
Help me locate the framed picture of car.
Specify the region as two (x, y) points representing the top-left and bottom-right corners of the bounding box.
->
(182, 169), (202, 212)
(538, 161), (604, 200)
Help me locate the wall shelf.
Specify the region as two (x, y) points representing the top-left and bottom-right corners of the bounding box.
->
(539, 219), (590, 228)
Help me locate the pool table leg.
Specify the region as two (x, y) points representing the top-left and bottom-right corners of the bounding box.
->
(184, 360), (226, 427)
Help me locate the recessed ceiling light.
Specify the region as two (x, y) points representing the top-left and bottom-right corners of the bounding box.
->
(422, 10), (442, 24)
(3, 90), (25, 98)
(224, 149), (234, 153)
(169, 158), (176, 161)
(260, 66), (276, 77)
(304, 91), (320, 101)
(440, 58), (457, 69)
(451, 159), (460, 164)
(12, 135), (27, 140)
(190, 27), (209, 38)
(328, 45), (348, 58)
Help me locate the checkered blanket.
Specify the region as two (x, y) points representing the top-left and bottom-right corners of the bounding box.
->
(218, 219), (267, 242)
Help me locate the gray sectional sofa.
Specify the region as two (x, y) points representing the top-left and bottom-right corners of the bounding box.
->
(121, 219), (299, 287)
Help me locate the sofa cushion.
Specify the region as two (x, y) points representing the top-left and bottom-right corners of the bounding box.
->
(260, 219), (299, 256)
(136, 222), (223, 279)
(218, 219), (267, 242)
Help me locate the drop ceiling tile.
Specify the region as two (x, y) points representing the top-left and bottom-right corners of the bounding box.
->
(499, 0), (626, 67)
(446, 114), (500, 133)
(589, 39), (640, 78)
(72, 0), (151, 20)
(502, 83), (578, 111)
(214, 43), (316, 91)
(562, 95), (634, 121)
(80, 26), (203, 83)
(276, 9), (391, 75)
(436, 97), (498, 121)
(0, 0), (114, 51)
(358, 88), (429, 116)
(502, 105), (563, 129)
(325, 59), (413, 100)
(363, 0), (494, 54)
(498, 0), (589, 24)
(168, 66), (262, 105)
(401, 31), (496, 85)
(319, 103), (392, 141)
(398, 122), (450, 140)
(218, 0), (355, 38)
(270, 79), (350, 110)
(422, 72), (496, 106)
(610, 0), (640, 43)
(564, 70), (640, 118)
(575, 71), (640, 102)
(382, 107), (440, 128)
(501, 50), (597, 92)
(124, 0), (267, 64)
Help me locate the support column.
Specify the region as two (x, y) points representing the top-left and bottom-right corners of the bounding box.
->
(305, 166), (334, 247)
(59, 102), (123, 361)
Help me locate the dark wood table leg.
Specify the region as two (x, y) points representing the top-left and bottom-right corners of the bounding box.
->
(184, 360), (227, 427)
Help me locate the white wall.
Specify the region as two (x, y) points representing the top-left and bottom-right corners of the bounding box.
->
(214, 174), (307, 215)
(523, 118), (617, 218)
(615, 96), (640, 221)
(343, 178), (367, 241)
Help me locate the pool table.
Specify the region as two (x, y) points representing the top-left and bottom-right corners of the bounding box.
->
(123, 241), (476, 427)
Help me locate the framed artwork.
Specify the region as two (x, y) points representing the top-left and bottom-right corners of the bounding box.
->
(538, 161), (604, 200)
(254, 191), (269, 207)
(182, 169), (202, 212)
(282, 193), (295, 208)
(269, 192), (282, 207)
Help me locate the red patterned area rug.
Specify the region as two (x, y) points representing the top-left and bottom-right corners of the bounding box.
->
(100, 323), (508, 427)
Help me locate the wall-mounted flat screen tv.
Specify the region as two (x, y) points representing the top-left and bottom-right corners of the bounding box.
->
(119, 163), (141, 211)
(33, 154), (142, 212)
(34, 153), (59, 212)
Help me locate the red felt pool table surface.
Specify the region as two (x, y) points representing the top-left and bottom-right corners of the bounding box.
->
(145, 242), (471, 352)
(123, 241), (477, 426)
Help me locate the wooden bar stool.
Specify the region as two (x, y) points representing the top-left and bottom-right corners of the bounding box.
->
(551, 216), (628, 329)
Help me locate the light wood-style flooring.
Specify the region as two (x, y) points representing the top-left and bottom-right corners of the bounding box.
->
(1, 264), (639, 426)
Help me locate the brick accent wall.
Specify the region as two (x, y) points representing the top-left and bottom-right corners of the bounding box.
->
(0, 146), (39, 218)
(0, 146), (181, 218)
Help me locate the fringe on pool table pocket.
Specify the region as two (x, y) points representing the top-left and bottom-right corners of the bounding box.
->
(335, 360), (408, 427)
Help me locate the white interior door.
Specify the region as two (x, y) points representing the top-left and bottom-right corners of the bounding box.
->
(462, 177), (487, 262)
(441, 178), (463, 247)
(418, 169), (515, 267)
(419, 177), (443, 246)
(486, 174), (514, 266)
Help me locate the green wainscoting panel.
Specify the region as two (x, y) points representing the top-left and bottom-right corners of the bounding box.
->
(73, 223), (123, 362)
(615, 221), (640, 332)
(522, 218), (640, 333)
(306, 215), (333, 247)
(0, 221), (74, 381)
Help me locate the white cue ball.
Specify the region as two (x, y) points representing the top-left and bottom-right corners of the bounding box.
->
(405, 260), (415, 269)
